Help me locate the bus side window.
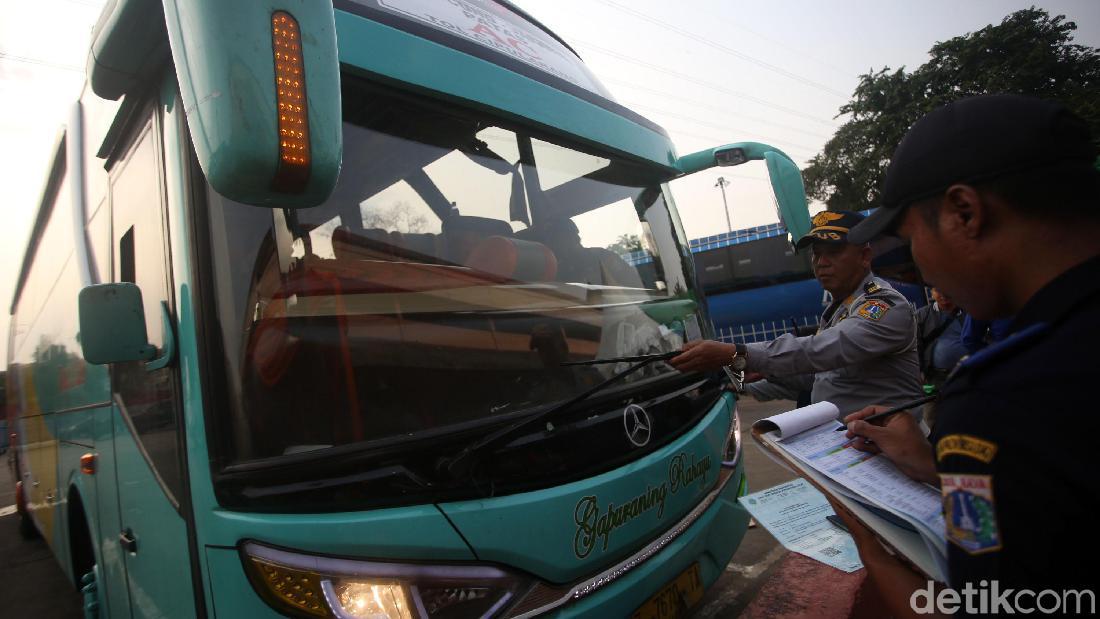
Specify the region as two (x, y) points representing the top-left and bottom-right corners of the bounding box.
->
(109, 121), (185, 504)
(119, 226), (135, 284)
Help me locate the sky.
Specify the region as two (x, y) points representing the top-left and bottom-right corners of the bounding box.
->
(1, 0), (1098, 368)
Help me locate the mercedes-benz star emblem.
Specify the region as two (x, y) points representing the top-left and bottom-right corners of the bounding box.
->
(623, 404), (652, 447)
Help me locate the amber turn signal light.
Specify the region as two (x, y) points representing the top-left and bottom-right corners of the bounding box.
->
(80, 453), (97, 475)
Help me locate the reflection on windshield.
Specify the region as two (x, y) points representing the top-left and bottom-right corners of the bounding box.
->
(204, 79), (702, 464)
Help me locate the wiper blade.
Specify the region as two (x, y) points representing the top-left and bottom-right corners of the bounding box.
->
(440, 354), (671, 479)
(560, 351), (678, 366)
(239, 464), (433, 499)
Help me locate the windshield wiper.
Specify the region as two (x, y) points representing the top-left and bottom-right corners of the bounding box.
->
(439, 351), (677, 480)
(561, 351), (678, 366)
(238, 463), (433, 500)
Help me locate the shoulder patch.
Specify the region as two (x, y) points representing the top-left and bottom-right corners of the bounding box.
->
(936, 434), (998, 463)
(863, 281), (882, 295)
(856, 299), (890, 321)
(941, 474), (1001, 555)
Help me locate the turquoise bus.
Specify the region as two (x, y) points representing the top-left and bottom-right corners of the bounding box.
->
(7, 1), (811, 617)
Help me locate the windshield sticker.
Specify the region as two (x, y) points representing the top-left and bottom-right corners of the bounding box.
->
(573, 452), (713, 559)
(684, 314), (702, 342)
(370, 0), (602, 93)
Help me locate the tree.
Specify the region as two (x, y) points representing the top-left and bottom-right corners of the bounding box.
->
(607, 233), (642, 255)
(803, 8), (1100, 212)
(361, 201), (429, 233)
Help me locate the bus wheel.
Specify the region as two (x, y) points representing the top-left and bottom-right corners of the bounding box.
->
(80, 565), (101, 619)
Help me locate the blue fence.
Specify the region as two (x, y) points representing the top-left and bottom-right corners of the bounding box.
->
(713, 314), (821, 345)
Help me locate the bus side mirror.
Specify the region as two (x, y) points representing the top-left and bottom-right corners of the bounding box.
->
(78, 284), (157, 365)
(162, 0), (342, 208)
(675, 142), (811, 245)
(764, 152), (811, 242)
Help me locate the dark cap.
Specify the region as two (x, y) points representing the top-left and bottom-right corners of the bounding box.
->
(849, 94), (1099, 243)
(794, 210), (866, 249)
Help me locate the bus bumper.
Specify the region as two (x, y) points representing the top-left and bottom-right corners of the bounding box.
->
(538, 462), (748, 618)
(203, 463), (749, 618)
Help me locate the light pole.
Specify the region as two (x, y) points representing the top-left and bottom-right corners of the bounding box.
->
(715, 176), (732, 234)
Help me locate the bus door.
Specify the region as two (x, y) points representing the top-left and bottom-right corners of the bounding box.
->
(106, 114), (196, 617)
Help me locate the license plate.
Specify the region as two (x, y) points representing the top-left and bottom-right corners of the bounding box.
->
(632, 563), (704, 619)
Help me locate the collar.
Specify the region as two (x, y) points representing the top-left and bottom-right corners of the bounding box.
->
(1009, 253), (1100, 334)
(859, 271), (879, 295)
(834, 271), (876, 309)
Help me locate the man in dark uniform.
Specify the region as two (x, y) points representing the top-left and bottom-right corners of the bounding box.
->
(839, 94), (1100, 615)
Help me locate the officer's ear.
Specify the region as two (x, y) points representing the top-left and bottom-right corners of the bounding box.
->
(859, 243), (872, 269)
(942, 184), (986, 240)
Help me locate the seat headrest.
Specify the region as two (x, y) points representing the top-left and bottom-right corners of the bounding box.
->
(466, 236), (558, 282)
(441, 215), (513, 237)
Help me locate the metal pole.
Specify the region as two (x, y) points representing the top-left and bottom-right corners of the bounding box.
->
(715, 177), (732, 234)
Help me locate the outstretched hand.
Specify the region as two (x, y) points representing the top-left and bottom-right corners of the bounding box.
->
(668, 339), (737, 373)
(844, 405), (938, 485)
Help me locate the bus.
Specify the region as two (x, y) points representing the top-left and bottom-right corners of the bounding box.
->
(7, 1), (812, 617)
(689, 222), (822, 342)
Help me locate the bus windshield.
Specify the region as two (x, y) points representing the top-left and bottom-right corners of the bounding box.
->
(203, 79), (703, 474)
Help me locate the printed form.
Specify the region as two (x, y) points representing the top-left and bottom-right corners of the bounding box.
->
(780, 423), (947, 548)
(739, 479), (863, 573)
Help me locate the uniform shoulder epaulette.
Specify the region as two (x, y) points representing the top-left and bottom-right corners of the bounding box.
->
(953, 322), (1049, 376)
(862, 279), (906, 306)
(861, 294), (897, 307)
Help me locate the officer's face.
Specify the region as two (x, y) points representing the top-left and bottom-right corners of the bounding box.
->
(896, 194), (1000, 319)
(930, 288), (956, 313)
(811, 242), (871, 298)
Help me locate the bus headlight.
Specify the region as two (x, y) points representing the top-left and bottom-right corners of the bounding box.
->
(241, 541), (529, 618)
(324, 581), (410, 618)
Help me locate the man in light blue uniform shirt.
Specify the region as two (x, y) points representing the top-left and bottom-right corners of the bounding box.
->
(671, 211), (922, 418)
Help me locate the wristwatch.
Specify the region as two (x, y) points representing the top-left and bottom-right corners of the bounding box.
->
(728, 343), (747, 372)
(721, 343), (748, 391)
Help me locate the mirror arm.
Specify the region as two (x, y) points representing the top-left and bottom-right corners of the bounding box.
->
(144, 301), (176, 371)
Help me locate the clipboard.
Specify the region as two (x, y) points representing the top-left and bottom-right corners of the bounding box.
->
(751, 416), (948, 582)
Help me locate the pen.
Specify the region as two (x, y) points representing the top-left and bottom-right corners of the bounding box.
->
(826, 514), (849, 533)
(834, 394), (937, 431)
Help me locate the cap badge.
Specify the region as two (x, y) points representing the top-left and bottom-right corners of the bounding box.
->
(811, 211), (845, 227)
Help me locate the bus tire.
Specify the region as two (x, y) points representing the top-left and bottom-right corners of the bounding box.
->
(80, 565), (101, 619)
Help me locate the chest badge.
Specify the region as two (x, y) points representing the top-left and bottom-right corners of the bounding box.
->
(941, 474), (1001, 555)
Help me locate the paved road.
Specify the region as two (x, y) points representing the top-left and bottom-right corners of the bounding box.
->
(0, 452), (83, 617)
(0, 398), (797, 618)
(692, 398), (798, 618)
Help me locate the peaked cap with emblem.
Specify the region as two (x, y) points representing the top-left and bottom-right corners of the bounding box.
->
(794, 210), (867, 250)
